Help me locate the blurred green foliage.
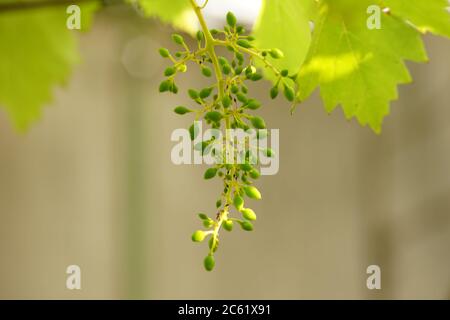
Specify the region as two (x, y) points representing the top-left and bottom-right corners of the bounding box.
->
(0, 0), (449, 132)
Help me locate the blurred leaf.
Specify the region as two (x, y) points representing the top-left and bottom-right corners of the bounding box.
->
(253, 0), (314, 80)
(296, 0), (450, 133)
(0, 3), (98, 130)
(131, 0), (195, 32)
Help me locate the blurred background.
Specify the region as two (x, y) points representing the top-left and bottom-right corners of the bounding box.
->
(0, 3), (449, 299)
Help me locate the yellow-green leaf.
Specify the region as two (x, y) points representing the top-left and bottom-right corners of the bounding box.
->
(253, 0), (314, 80)
(0, 3), (98, 130)
(131, 0), (195, 32)
(297, 0), (439, 133)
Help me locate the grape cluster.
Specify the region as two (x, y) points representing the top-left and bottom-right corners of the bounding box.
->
(159, 10), (298, 271)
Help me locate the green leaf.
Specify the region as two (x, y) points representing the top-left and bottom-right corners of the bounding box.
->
(384, 0), (450, 37)
(132, 0), (194, 32)
(297, 0), (433, 133)
(0, 3), (98, 130)
(253, 0), (314, 80)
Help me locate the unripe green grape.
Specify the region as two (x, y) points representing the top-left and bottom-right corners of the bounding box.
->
(204, 255), (215, 271)
(200, 87), (213, 99)
(226, 12), (237, 28)
(196, 30), (204, 42)
(247, 35), (256, 41)
(241, 208), (257, 221)
(250, 73), (263, 81)
(174, 106), (191, 115)
(269, 48), (284, 59)
(249, 169), (260, 179)
(236, 26), (245, 34)
(201, 66), (212, 77)
(241, 221), (254, 231)
(210, 29), (219, 36)
(246, 99), (261, 110)
(159, 80), (171, 93)
(281, 69), (289, 77)
(218, 56), (229, 66)
(222, 64), (231, 75)
(251, 116), (266, 129)
(241, 175), (250, 184)
(159, 48), (170, 58)
(164, 67), (176, 77)
(236, 93), (247, 104)
(244, 185), (262, 200)
(284, 84), (295, 102)
(198, 213), (208, 220)
(222, 95), (231, 108)
(233, 194), (244, 211)
(245, 66), (256, 76)
(203, 218), (214, 228)
(192, 230), (206, 242)
(235, 52), (244, 63)
(205, 111), (223, 122)
(204, 168), (217, 180)
(270, 86), (279, 99)
(234, 66), (243, 75)
(216, 199), (222, 208)
(240, 163), (253, 171)
(236, 39), (252, 48)
(172, 34), (184, 45)
(231, 85), (239, 94)
(223, 219), (233, 231)
(188, 89), (199, 100)
(178, 64), (187, 73)
(241, 85), (248, 94)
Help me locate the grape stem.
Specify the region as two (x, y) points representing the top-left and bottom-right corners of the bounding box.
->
(189, 0), (224, 101)
(190, 0), (232, 253)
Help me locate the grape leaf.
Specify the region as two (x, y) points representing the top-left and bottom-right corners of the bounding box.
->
(252, 0), (314, 79)
(132, 0), (194, 31)
(384, 0), (450, 37)
(0, 3), (98, 130)
(297, 0), (450, 133)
